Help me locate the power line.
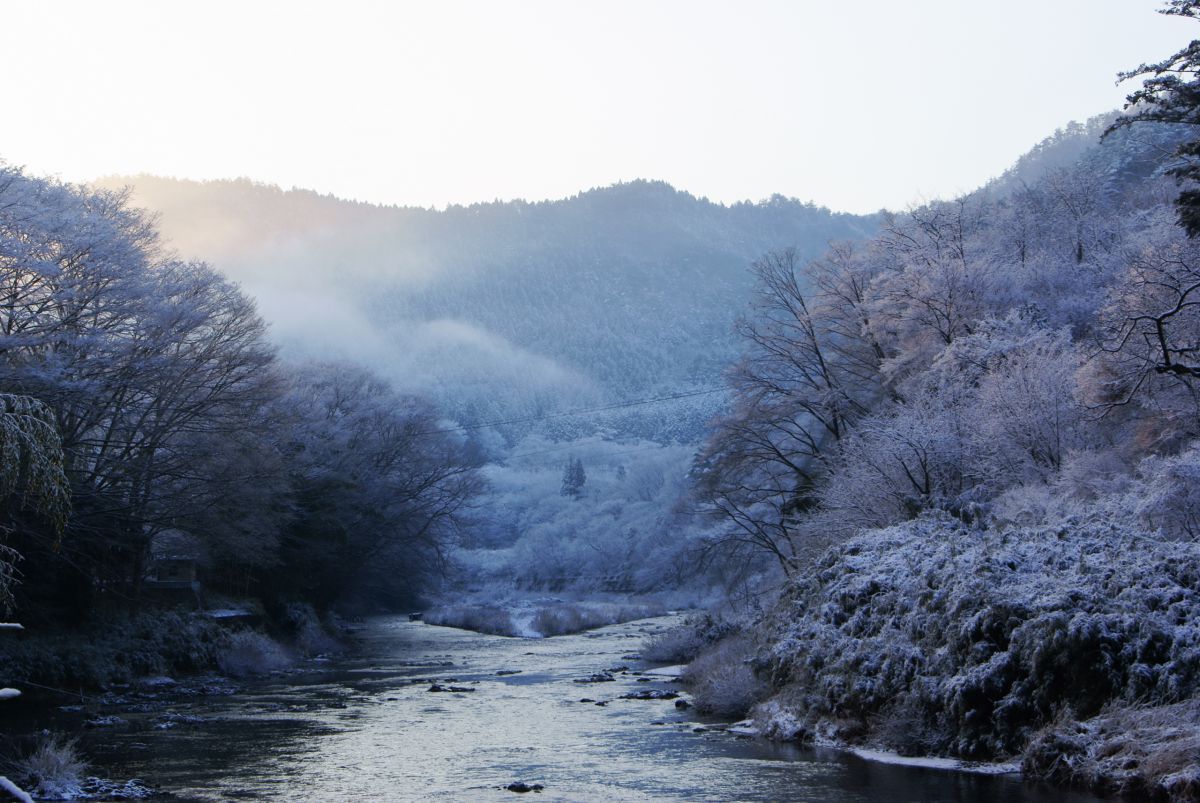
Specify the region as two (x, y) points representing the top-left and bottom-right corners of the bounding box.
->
(416, 386), (727, 437)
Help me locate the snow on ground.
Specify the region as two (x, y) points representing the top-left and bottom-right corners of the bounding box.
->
(849, 749), (1020, 776)
(641, 664), (684, 678)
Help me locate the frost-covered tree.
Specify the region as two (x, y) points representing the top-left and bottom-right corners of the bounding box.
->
(0, 167), (279, 599)
(1096, 221), (1200, 441)
(867, 199), (998, 379)
(560, 457), (586, 498)
(695, 247), (884, 575)
(1108, 0), (1200, 235)
(270, 361), (481, 608)
(0, 393), (68, 612)
(0, 164), (480, 615)
(820, 381), (974, 533)
(942, 317), (1089, 482)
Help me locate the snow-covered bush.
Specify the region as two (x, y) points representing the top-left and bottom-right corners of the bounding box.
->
(425, 599), (661, 638)
(683, 634), (766, 718)
(282, 602), (340, 656)
(994, 445), (1200, 543)
(423, 605), (518, 637)
(217, 630), (293, 677)
(1023, 700), (1200, 800)
(753, 514), (1200, 759)
(1130, 445), (1200, 541)
(641, 612), (739, 664)
(529, 602), (659, 637)
(0, 612), (224, 688)
(16, 733), (86, 800)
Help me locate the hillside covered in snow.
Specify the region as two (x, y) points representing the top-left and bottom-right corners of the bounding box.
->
(657, 107), (1200, 799)
(93, 176), (878, 443)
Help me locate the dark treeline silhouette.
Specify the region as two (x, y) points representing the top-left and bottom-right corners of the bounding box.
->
(0, 166), (480, 627)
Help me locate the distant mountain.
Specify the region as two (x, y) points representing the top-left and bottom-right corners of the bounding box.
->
(987, 111), (1190, 197)
(93, 176), (879, 441)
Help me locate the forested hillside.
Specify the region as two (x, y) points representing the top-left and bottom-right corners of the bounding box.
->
(665, 87), (1200, 799)
(92, 176), (877, 441)
(69, 177), (879, 598)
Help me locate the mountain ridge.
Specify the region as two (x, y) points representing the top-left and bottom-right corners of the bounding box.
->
(91, 173), (880, 441)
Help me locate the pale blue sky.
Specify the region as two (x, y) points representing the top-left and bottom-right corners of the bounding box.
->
(3, 0), (1190, 213)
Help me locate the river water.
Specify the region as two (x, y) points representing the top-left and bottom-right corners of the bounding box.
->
(12, 614), (1102, 802)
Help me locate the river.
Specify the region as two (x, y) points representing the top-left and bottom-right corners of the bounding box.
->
(10, 614), (1103, 801)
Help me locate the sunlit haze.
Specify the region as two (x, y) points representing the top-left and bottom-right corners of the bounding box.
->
(3, 0), (1192, 212)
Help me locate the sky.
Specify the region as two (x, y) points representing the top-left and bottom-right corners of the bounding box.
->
(3, 0), (1192, 214)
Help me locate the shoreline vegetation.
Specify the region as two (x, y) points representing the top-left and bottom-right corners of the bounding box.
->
(644, 520), (1200, 802)
(0, 602), (345, 692)
(0, 602), (347, 799)
(422, 596), (674, 639)
(4, 597), (1195, 796)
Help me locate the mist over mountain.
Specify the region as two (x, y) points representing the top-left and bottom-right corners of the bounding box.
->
(93, 175), (879, 441)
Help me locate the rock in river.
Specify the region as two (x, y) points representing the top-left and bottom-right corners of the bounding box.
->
(620, 689), (679, 701)
(505, 781), (544, 793)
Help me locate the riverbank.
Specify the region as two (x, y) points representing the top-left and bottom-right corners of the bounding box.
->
(1022, 701), (1200, 800)
(723, 701), (1200, 801)
(0, 602), (345, 691)
(422, 594), (677, 638)
(4, 614), (1091, 801)
(660, 515), (1200, 802)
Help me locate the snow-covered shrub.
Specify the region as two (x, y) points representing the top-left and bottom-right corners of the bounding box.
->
(423, 600), (661, 638)
(1023, 699), (1200, 800)
(1131, 445), (1200, 541)
(423, 605), (518, 637)
(0, 612), (225, 688)
(528, 604), (587, 637)
(684, 634), (766, 718)
(1001, 445), (1200, 543)
(871, 687), (946, 757)
(529, 602), (659, 637)
(16, 733), (86, 800)
(753, 513), (1200, 759)
(282, 602), (340, 655)
(641, 613), (739, 664)
(217, 630), (293, 677)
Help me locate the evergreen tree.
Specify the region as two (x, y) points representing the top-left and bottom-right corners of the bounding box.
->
(1108, 0), (1200, 235)
(560, 457), (586, 498)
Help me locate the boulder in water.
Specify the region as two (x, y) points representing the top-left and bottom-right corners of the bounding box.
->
(620, 689), (679, 701)
(505, 781), (544, 793)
